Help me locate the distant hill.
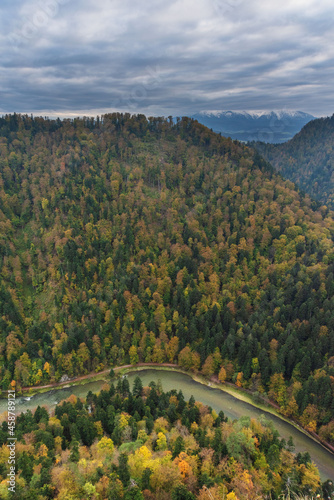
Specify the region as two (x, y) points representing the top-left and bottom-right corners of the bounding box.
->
(254, 114), (334, 207)
(192, 110), (315, 143)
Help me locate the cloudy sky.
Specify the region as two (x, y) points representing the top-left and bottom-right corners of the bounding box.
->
(1, 0), (333, 118)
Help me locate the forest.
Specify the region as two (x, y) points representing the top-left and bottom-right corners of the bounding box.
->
(1, 376), (332, 499)
(0, 113), (334, 446)
(253, 114), (334, 208)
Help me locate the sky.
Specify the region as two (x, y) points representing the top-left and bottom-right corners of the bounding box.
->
(0, 0), (334, 118)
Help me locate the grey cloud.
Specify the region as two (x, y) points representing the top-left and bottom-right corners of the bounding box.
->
(0, 0), (334, 117)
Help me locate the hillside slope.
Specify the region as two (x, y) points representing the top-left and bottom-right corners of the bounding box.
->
(1, 113), (334, 443)
(254, 114), (334, 207)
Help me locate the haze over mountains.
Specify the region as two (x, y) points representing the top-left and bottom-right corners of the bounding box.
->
(192, 110), (315, 144)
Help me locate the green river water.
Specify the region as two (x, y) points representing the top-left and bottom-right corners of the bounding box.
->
(1, 368), (333, 481)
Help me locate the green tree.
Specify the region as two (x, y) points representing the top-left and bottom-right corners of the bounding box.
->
(133, 376), (143, 397)
(172, 484), (196, 500)
(173, 436), (185, 459)
(70, 440), (80, 463)
(118, 452), (131, 486)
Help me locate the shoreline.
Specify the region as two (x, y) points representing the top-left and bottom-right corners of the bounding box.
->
(122, 365), (334, 457)
(4, 362), (333, 458)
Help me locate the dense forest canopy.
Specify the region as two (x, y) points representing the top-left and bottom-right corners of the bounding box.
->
(0, 376), (331, 499)
(1, 113), (334, 444)
(253, 114), (334, 208)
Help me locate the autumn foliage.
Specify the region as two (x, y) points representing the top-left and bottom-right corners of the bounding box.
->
(0, 113), (334, 446)
(0, 376), (327, 499)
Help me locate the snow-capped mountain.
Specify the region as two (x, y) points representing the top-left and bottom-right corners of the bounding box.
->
(192, 110), (315, 143)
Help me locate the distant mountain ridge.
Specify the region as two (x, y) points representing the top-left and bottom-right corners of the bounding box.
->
(192, 109), (315, 143)
(254, 113), (334, 208)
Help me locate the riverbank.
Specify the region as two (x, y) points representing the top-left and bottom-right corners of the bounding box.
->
(2, 362), (334, 458)
(121, 365), (334, 456)
(6, 362), (288, 420)
(0, 363), (179, 397)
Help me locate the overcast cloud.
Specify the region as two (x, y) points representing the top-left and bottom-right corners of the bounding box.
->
(0, 0), (333, 117)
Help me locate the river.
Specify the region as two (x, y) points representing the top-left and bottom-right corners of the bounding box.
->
(1, 368), (333, 481)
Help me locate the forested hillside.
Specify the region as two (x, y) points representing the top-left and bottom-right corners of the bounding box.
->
(1, 113), (334, 443)
(0, 377), (330, 499)
(253, 114), (334, 207)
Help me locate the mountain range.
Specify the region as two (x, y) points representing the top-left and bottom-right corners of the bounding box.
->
(192, 110), (315, 143)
